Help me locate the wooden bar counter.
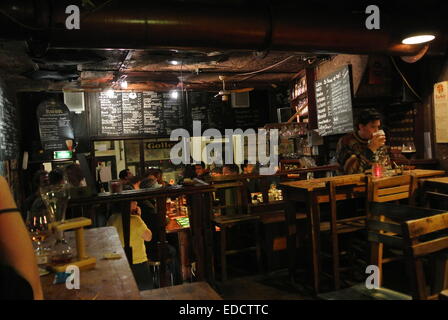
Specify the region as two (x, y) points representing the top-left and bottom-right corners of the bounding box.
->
(280, 169), (445, 294)
(41, 227), (141, 300)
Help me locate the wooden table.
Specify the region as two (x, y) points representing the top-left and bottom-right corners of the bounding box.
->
(279, 169), (445, 294)
(140, 281), (222, 300)
(41, 227), (141, 300)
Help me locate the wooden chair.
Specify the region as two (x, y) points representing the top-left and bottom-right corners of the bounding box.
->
(319, 203), (446, 300)
(366, 174), (418, 285)
(324, 176), (367, 290)
(210, 179), (262, 281)
(402, 212), (448, 300)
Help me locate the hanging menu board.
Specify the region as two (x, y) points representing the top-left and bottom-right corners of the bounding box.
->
(0, 92), (19, 160)
(162, 93), (184, 134)
(233, 108), (261, 129)
(189, 92), (210, 130)
(99, 92), (123, 136)
(315, 65), (354, 136)
(122, 92), (143, 135)
(142, 91), (164, 135)
(37, 100), (74, 151)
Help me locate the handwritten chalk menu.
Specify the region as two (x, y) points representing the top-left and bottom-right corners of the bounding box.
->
(0, 92), (19, 160)
(233, 108), (261, 129)
(315, 65), (354, 136)
(142, 91), (164, 135)
(37, 100), (74, 150)
(189, 92), (210, 128)
(99, 92), (123, 135)
(122, 92), (143, 135)
(162, 93), (184, 134)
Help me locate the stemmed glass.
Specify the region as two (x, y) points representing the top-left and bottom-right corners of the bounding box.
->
(26, 198), (52, 265)
(401, 142), (416, 172)
(40, 183), (73, 265)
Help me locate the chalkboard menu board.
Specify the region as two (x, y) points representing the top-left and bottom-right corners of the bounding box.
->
(96, 91), (184, 137)
(37, 100), (74, 151)
(99, 92), (123, 136)
(315, 65), (354, 136)
(0, 89), (19, 160)
(189, 92), (210, 129)
(162, 93), (184, 135)
(122, 92), (143, 135)
(143, 91), (163, 135)
(233, 107), (261, 129)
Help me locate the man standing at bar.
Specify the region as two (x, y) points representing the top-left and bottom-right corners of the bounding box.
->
(336, 109), (386, 174)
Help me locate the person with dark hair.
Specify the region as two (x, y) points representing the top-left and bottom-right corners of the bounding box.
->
(335, 108), (386, 174)
(65, 163), (86, 188)
(119, 168), (133, 186)
(210, 166), (223, 177)
(222, 164), (240, 176)
(194, 162), (210, 182)
(48, 168), (65, 185)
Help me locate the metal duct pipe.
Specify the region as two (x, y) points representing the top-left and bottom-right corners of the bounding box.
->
(0, 0), (445, 56)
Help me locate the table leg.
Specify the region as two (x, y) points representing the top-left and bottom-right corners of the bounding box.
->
(306, 191), (321, 294)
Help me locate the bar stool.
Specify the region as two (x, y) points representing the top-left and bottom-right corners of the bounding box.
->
(211, 180), (262, 281)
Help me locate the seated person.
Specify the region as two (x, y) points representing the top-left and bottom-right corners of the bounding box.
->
(194, 162), (211, 182)
(119, 168), (134, 186)
(65, 163), (86, 188)
(335, 109), (386, 174)
(138, 178), (182, 285)
(210, 166), (223, 177)
(48, 168), (65, 185)
(222, 164), (240, 176)
(107, 201), (154, 290)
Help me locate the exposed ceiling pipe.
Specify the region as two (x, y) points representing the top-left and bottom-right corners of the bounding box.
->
(0, 0), (446, 56)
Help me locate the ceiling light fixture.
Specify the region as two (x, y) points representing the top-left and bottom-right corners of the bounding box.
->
(170, 90), (179, 99)
(170, 60), (179, 65)
(402, 33), (435, 45)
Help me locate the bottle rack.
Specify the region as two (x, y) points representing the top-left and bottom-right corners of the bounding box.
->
(290, 72), (309, 122)
(386, 106), (416, 155)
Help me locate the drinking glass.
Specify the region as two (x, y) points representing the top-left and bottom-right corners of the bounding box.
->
(40, 183), (73, 265)
(26, 198), (51, 264)
(401, 142), (416, 172)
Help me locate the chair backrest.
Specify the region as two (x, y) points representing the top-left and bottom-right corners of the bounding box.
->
(211, 180), (247, 216)
(367, 175), (415, 204)
(402, 212), (448, 299)
(326, 175), (366, 218)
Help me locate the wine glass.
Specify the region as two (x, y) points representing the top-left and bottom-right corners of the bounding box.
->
(40, 183), (73, 265)
(401, 142), (416, 172)
(26, 198), (51, 264)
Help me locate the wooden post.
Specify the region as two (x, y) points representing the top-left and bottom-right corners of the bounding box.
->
(75, 227), (86, 260)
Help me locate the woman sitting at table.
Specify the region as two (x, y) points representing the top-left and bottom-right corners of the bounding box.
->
(335, 109), (386, 174)
(107, 201), (154, 290)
